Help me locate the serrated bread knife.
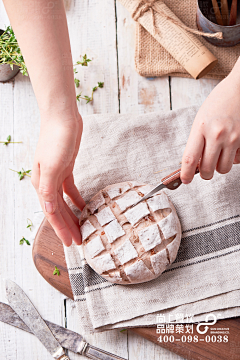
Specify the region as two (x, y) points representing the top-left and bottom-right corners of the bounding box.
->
(5, 280), (126, 360)
(131, 164), (200, 208)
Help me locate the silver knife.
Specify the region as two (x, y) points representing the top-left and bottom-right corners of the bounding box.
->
(5, 280), (126, 360)
(131, 164), (200, 208)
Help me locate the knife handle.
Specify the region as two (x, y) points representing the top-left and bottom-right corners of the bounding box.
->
(161, 163), (200, 190)
(83, 343), (127, 360)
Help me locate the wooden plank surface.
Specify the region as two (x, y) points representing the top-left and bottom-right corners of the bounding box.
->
(0, 0), (234, 359)
(0, 3), (66, 360)
(116, 1), (170, 115)
(64, 1), (128, 359)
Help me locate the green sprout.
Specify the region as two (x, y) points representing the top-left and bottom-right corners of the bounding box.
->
(0, 135), (22, 145)
(9, 168), (31, 180)
(76, 82), (104, 104)
(26, 218), (33, 231)
(73, 54), (103, 103)
(19, 237), (30, 246)
(0, 25), (28, 76)
(74, 78), (80, 88)
(73, 54), (92, 67)
(53, 266), (60, 276)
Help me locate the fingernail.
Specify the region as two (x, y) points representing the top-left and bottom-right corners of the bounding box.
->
(45, 202), (53, 213)
(181, 179), (191, 185)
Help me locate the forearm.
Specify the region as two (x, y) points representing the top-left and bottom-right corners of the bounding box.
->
(2, 0), (77, 118)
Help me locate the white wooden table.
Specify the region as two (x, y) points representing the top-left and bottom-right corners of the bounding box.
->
(0, 0), (220, 359)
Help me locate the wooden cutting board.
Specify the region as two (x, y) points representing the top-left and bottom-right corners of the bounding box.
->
(32, 218), (240, 360)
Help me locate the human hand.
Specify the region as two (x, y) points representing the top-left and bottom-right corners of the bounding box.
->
(181, 71), (240, 184)
(31, 111), (85, 247)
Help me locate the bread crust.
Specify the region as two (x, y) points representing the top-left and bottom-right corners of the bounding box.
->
(79, 181), (181, 285)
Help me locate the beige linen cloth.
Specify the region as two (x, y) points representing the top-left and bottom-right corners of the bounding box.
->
(63, 106), (240, 334)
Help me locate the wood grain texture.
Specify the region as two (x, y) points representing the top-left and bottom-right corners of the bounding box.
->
(116, 0), (170, 114)
(1, 7), (66, 358)
(170, 78), (220, 110)
(1, 0), (235, 359)
(0, 44), (18, 360)
(0, 5), (65, 360)
(161, 165), (200, 190)
(0, 76), (66, 360)
(33, 217), (240, 360)
(66, 0), (119, 115)
(63, 1), (129, 359)
(66, 298), (129, 360)
(33, 219), (73, 299)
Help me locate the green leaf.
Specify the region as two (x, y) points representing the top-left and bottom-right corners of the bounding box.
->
(3, 135), (11, 145)
(83, 95), (92, 104)
(120, 328), (127, 332)
(92, 86), (97, 92)
(98, 82), (104, 88)
(19, 237), (30, 245)
(73, 67), (78, 74)
(26, 218), (33, 230)
(16, 168), (31, 180)
(9, 168), (30, 180)
(53, 266), (60, 276)
(75, 54), (92, 67)
(74, 78), (80, 88)
(76, 94), (81, 102)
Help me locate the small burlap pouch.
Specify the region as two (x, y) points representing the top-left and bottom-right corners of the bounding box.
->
(132, 0), (240, 79)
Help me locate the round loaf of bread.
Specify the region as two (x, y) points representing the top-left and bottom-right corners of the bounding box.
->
(79, 181), (181, 285)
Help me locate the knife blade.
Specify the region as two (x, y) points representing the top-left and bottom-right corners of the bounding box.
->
(1, 298), (126, 359)
(131, 164), (200, 208)
(0, 301), (84, 353)
(6, 279), (69, 360)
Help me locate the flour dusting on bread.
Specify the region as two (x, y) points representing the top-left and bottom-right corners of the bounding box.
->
(80, 181), (181, 285)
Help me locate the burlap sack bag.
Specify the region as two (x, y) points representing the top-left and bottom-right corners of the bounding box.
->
(131, 0), (240, 79)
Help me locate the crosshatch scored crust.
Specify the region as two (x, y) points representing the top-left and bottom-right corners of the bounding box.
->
(79, 181), (182, 285)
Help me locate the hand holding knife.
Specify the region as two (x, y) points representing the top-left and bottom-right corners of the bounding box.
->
(5, 280), (126, 360)
(131, 163), (200, 208)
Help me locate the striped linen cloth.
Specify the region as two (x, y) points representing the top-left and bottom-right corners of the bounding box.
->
(63, 106), (240, 334)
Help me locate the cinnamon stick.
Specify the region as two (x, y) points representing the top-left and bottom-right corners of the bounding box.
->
(211, 0), (224, 25)
(229, 0), (238, 26)
(221, 0), (229, 25)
